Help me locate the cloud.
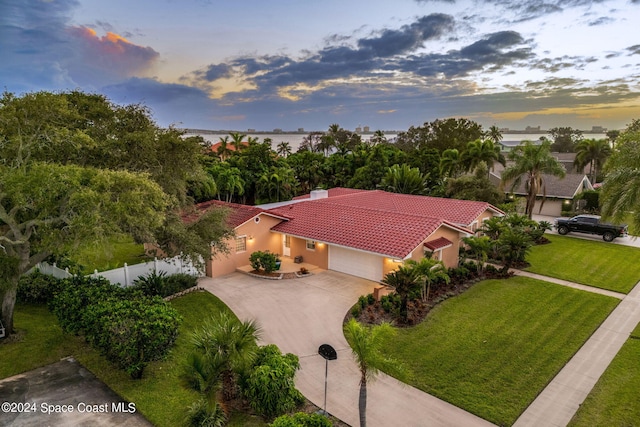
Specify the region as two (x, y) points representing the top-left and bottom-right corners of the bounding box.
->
(627, 45), (640, 55)
(1, 0), (158, 92)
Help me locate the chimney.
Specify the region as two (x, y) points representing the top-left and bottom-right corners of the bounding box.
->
(310, 188), (329, 200)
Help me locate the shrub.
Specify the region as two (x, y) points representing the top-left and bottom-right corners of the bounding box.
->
(185, 398), (227, 427)
(270, 412), (332, 427)
(17, 270), (64, 304)
(132, 271), (198, 297)
(249, 251), (279, 273)
(366, 293), (375, 305)
(350, 305), (362, 317)
(243, 344), (304, 418)
(50, 276), (123, 335)
(84, 296), (182, 379)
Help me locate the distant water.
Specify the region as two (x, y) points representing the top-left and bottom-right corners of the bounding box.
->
(188, 131), (608, 153)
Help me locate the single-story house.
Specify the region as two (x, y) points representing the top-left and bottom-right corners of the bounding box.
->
(201, 189), (504, 282)
(490, 170), (593, 216)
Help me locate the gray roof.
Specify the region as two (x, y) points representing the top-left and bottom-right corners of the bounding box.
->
(492, 171), (593, 199)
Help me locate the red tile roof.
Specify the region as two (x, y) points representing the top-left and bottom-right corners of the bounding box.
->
(267, 200), (470, 259)
(424, 237), (453, 251)
(292, 187), (368, 200)
(183, 200), (265, 228)
(303, 188), (503, 226)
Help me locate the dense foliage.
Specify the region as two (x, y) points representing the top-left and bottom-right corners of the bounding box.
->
(241, 344), (304, 418)
(132, 271), (198, 298)
(270, 413), (332, 427)
(49, 275), (181, 378)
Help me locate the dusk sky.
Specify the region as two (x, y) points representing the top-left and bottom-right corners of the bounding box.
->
(2, 0), (640, 132)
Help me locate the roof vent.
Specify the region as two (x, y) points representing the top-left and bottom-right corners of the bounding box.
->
(310, 188), (329, 200)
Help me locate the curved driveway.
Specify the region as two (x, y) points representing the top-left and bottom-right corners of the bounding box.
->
(199, 271), (495, 427)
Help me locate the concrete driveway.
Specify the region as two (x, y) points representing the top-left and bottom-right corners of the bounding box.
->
(199, 270), (495, 427)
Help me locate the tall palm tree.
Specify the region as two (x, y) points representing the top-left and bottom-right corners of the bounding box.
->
(501, 140), (566, 218)
(462, 139), (505, 174)
(229, 132), (247, 152)
(276, 141), (292, 158)
(574, 138), (611, 183)
(216, 136), (232, 161)
(190, 311), (261, 401)
(485, 125), (503, 145)
(343, 319), (399, 427)
(439, 148), (463, 178)
(369, 130), (387, 146)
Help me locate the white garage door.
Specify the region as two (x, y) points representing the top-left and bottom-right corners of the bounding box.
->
(329, 246), (383, 282)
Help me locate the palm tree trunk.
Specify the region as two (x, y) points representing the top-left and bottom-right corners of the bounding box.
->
(359, 377), (367, 427)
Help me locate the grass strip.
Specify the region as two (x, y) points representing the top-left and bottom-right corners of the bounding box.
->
(526, 234), (640, 293)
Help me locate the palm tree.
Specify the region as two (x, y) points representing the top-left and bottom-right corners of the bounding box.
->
(494, 228), (533, 272)
(600, 136), (640, 229)
(574, 138), (611, 183)
(381, 265), (419, 322)
(405, 258), (450, 302)
(380, 164), (427, 195)
(229, 132), (247, 152)
(216, 136), (232, 161)
(462, 139), (505, 174)
(343, 319), (399, 427)
(501, 140), (566, 219)
(369, 130), (387, 146)
(190, 311), (261, 402)
(257, 166), (298, 203)
(461, 235), (492, 275)
(439, 148), (463, 178)
(485, 125), (503, 145)
(276, 141), (292, 158)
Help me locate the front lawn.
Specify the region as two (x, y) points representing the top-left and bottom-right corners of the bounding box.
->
(526, 234), (640, 293)
(569, 329), (640, 426)
(377, 276), (619, 426)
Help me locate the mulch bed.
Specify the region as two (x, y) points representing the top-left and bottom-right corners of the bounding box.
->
(350, 269), (513, 327)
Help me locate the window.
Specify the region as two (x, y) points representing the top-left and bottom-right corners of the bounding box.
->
(306, 240), (316, 251)
(235, 236), (247, 253)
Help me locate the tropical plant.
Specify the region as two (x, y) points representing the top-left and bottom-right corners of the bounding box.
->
(229, 131), (247, 152)
(600, 123), (640, 229)
(574, 138), (612, 183)
(439, 148), (463, 178)
(461, 139), (505, 174)
(485, 125), (503, 144)
(493, 228), (533, 271)
(242, 344), (304, 417)
(381, 265), (419, 322)
(189, 312), (261, 401)
(343, 319), (402, 427)
(501, 140), (566, 218)
(380, 164), (427, 195)
(184, 398), (227, 427)
(405, 258), (450, 301)
(548, 127), (583, 153)
(461, 235), (492, 275)
(216, 136), (232, 161)
(257, 166), (298, 203)
(276, 141), (292, 158)
(270, 412), (332, 427)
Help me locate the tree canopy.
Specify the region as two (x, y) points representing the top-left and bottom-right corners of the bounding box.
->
(0, 90), (233, 337)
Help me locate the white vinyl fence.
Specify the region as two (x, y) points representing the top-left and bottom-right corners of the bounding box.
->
(31, 256), (202, 287)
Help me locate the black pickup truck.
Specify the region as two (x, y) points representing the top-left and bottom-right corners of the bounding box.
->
(554, 215), (628, 242)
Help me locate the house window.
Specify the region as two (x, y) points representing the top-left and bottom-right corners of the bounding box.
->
(306, 240), (316, 251)
(235, 236), (247, 253)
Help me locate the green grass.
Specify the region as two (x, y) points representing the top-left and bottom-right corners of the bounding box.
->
(526, 234), (640, 293)
(377, 277), (619, 426)
(0, 293), (266, 427)
(569, 335), (640, 426)
(72, 235), (151, 272)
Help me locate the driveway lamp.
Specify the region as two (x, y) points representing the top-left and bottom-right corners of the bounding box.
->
(317, 343), (337, 417)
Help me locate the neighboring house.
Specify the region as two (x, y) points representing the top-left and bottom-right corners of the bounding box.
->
(199, 189), (503, 282)
(491, 156), (592, 217)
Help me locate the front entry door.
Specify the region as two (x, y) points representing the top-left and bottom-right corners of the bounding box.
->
(283, 235), (291, 257)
